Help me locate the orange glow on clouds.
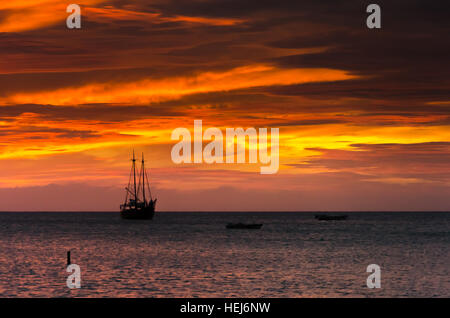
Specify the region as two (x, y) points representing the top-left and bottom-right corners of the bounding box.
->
(1, 65), (356, 105)
(0, 1), (104, 32)
(0, 1), (242, 32)
(86, 6), (244, 25)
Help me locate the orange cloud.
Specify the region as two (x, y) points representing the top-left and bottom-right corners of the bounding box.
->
(0, 2), (243, 32)
(0, 0), (105, 32)
(85, 6), (244, 26)
(1, 65), (357, 105)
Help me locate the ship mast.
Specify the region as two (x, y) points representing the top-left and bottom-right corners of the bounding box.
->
(141, 153), (146, 206)
(132, 150), (137, 206)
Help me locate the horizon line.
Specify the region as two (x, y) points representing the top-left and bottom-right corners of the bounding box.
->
(0, 210), (449, 213)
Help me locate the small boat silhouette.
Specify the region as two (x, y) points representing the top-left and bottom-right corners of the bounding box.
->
(226, 223), (263, 229)
(315, 214), (348, 221)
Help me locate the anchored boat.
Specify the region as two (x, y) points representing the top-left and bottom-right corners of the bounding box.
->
(226, 223), (263, 229)
(315, 214), (348, 221)
(120, 151), (157, 220)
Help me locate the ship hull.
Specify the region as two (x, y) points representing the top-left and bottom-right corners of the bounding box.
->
(120, 205), (155, 220)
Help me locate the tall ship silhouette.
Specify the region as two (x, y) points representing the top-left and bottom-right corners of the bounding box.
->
(120, 151), (157, 219)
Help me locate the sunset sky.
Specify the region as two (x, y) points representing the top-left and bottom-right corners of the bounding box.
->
(0, 0), (449, 211)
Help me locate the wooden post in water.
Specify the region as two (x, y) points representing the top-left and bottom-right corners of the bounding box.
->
(67, 250), (71, 265)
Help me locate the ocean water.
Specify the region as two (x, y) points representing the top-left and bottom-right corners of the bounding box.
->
(0, 212), (448, 298)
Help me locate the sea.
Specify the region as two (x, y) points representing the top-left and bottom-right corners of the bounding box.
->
(0, 212), (448, 297)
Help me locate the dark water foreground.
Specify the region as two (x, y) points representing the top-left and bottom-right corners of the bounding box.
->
(0, 212), (448, 297)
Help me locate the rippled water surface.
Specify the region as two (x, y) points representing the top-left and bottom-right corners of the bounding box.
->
(0, 212), (448, 297)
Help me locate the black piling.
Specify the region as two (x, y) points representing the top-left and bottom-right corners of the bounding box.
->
(67, 250), (71, 265)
